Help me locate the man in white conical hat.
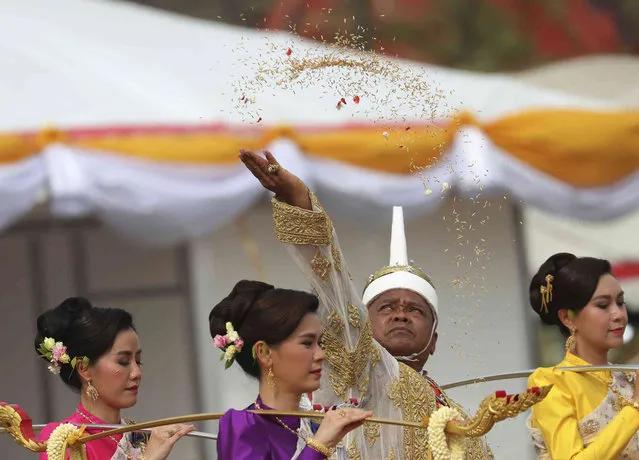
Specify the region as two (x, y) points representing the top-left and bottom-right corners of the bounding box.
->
(361, 205), (448, 401)
(240, 149), (493, 459)
(363, 206), (438, 364)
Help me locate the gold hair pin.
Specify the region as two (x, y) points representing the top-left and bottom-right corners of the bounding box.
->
(539, 274), (554, 314)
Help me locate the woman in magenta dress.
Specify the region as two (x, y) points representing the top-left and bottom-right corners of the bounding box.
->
(36, 297), (193, 460)
(210, 280), (372, 459)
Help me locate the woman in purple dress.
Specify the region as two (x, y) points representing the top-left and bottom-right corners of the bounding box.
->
(210, 280), (372, 459)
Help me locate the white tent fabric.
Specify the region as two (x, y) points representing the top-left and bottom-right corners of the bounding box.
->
(0, 0), (617, 131)
(3, 127), (633, 246)
(513, 55), (639, 105)
(0, 155), (46, 230)
(0, 0), (636, 245)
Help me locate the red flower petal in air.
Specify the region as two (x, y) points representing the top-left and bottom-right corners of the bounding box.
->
(495, 390), (507, 398)
(353, 96), (360, 104)
(257, 117), (262, 123)
(405, 126), (411, 131)
(286, 48), (292, 56)
(340, 97), (347, 105)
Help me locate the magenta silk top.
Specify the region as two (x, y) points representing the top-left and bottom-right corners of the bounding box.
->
(38, 403), (142, 460)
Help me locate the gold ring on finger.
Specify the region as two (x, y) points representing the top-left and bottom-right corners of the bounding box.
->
(338, 409), (346, 417)
(267, 164), (281, 175)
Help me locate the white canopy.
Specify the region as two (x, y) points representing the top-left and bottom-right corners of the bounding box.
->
(0, 0), (619, 131)
(0, 0), (637, 244)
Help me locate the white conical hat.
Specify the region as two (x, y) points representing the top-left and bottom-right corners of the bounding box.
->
(362, 207), (438, 315)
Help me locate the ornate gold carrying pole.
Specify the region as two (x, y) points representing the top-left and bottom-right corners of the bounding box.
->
(2, 385), (551, 459)
(556, 364), (639, 372)
(0, 424), (218, 440)
(440, 365), (639, 390)
(440, 370), (536, 390)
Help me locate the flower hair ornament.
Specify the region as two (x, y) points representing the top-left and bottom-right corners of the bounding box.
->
(37, 337), (89, 375)
(213, 322), (244, 369)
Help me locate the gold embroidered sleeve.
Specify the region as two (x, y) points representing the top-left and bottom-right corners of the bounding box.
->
(271, 190), (388, 410)
(272, 189), (408, 459)
(271, 193), (332, 246)
(270, 191), (363, 340)
(321, 321), (379, 400)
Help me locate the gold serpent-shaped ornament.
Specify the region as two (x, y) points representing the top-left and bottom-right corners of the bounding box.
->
(440, 385), (552, 437)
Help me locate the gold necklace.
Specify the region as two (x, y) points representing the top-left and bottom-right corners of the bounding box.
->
(75, 409), (137, 460)
(254, 401), (336, 458)
(254, 401), (303, 439)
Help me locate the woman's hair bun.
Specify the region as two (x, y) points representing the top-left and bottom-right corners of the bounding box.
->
(36, 297), (93, 341)
(34, 297), (134, 392)
(529, 252), (612, 335)
(209, 280), (274, 333)
(209, 280), (319, 380)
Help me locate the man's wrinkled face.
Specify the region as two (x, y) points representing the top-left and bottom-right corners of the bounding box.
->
(367, 288), (437, 359)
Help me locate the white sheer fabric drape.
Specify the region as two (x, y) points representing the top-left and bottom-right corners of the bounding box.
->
(0, 128), (636, 244)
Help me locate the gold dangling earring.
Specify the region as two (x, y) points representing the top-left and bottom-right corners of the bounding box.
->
(565, 330), (576, 353)
(86, 380), (99, 401)
(266, 367), (276, 388)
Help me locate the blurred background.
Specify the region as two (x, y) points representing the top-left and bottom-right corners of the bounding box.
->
(132, 0), (639, 70)
(1, 0), (638, 458)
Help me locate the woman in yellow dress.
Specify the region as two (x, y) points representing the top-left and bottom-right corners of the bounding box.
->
(528, 252), (639, 459)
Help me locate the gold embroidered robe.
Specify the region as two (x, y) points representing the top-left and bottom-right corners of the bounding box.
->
(271, 193), (492, 460)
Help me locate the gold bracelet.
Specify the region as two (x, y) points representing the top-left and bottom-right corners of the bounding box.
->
(305, 437), (334, 458)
